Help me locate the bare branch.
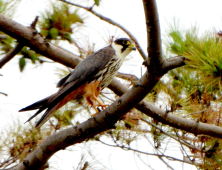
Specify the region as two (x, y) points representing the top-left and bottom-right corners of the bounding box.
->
(174, 129), (200, 170)
(141, 118), (201, 151)
(0, 16), (39, 69)
(98, 138), (193, 165)
(142, 0), (163, 67)
(162, 55), (186, 73)
(137, 100), (222, 137)
(116, 72), (139, 82)
(0, 43), (23, 68)
(182, 109), (206, 118)
(0, 91), (8, 96)
(0, 14), (81, 68)
(107, 77), (222, 138)
(30, 16), (39, 29)
(58, 0), (148, 61)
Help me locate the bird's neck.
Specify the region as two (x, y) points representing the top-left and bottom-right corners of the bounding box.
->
(111, 42), (132, 59)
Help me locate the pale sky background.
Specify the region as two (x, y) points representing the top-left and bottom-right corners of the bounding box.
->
(1, 0), (222, 169)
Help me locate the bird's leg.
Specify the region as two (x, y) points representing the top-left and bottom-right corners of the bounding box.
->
(91, 96), (109, 116)
(83, 81), (109, 115)
(94, 96), (109, 110)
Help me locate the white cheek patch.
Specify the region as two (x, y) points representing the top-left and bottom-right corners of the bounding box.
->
(111, 42), (132, 59)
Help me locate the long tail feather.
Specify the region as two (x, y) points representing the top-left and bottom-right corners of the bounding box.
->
(35, 103), (60, 128)
(19, 96), (51, 112)
(24, 106), (47, 123)
(20, 81), (81, 128)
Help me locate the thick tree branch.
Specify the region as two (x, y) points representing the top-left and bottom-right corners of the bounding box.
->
(162, 55), (186, 73)
(59, 0), (148, 61)
(0, 16), (39, 68)
(142, 0), (163, 67)
(109, 78), (222, 138)
(0, 14), (81, 68)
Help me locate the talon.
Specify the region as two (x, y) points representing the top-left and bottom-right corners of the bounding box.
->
(97, 107), (102, 112)
(92, 104), (109, 117)
(97, 104), (109, 110)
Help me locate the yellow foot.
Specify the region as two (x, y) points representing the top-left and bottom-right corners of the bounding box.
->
(97, 104), (109, 110)
(92, 104), (109, 116)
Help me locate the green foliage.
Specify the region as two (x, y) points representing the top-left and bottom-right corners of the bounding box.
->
(39, 2), (84, 42)
(19, 57), (25, 72)
(164, 25), (222, 113)
(20, 47), (39, 64)
(164, 23), (222, 169)
(17, 47), (43, 72)
(166, 26), (222, 92)
(0, 0), (6, 14)
(94, 0), (100, 6)
(0, 33), (14, 53)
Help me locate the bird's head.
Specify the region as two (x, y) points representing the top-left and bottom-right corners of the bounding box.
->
(112, 38), (136, 58)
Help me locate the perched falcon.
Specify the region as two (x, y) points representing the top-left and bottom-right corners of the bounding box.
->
(19, 38), (136, 128)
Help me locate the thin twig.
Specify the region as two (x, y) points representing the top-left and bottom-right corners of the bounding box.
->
(30, 16), (39, 29)
(182, 109), (206, 118)
(116, 72), (139, 82)
(141, 118), (201, 151)
(159, 157), (175, 170)
(175, 130), (200, 169)
(0, 91), (8, 96)
(98, 138), (193, 165)
(58, 0), (147, 61)
(148, 137), (175, 170)
(0, 43), (24, 68)
(136, 153), (156, 170)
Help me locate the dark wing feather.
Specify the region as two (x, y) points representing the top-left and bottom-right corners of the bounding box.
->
(57, 45), (115, 87)
(56, 72), (71, 87)
(65, 46), (115, 84)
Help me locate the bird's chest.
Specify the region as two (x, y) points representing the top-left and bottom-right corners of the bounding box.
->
(95, 57), (123, 89)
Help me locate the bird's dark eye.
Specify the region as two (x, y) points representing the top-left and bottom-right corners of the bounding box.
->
(123, 40), (130, 45)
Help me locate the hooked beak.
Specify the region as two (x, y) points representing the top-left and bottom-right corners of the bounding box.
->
(129, 44), (136, 51)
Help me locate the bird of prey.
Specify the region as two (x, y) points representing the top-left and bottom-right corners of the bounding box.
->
(19, 38), (136, 128)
